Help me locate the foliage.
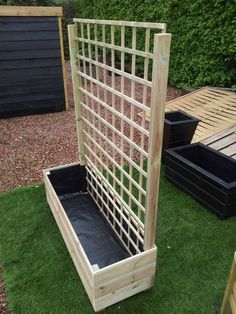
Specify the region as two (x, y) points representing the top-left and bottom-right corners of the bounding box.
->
(0, 171), (236, 313)
(69, 0), (236, 88)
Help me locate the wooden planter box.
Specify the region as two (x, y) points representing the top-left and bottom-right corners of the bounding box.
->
(43, 19), (171, 311)
(165, 143), (236, 218)
(43, 163), (157, 311)
(162, 111), (199, 160)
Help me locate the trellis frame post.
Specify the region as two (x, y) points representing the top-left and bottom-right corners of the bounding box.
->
(144, 33), (171, 250)
(220, 252), (236, 314)
(68, 24), (86, 165)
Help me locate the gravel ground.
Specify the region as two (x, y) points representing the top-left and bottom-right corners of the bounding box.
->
(0, 62), (181, 312)
(0, 62), (181, 192)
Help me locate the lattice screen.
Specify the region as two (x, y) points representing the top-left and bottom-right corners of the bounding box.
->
(68, 19), (171, 256)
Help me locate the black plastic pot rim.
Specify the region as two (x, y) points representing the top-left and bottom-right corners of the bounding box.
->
(166, 143), (236, 189)
(165, 110), (201, 125)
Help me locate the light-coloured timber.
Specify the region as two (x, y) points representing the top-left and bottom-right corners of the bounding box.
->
(73, 18), (166, 30)
(221, 252), (236, 314)
(58, 17), (69, 110)
(202, 125), (236, 160)
(68, 24), (86, 165)
(44, 19), (170, 312)
(143, 87), (236, 143)
(0, 5), (62, 16)
(144, 33), (171, 250)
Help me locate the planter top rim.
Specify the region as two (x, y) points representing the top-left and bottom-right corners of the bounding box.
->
(165, 110), (200, 125)
(166, 143), (236, 188)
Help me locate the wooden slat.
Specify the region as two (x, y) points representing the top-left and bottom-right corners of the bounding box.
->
(76, 36), (154, 59)
(77, 54), (152, 87)
(73, 18), (166, 30)
(68, 24), (86, 165)
(58, 17), (68, 110)
(202, 125), (236, 160)
(144, 33), (171, 250)
(0, 6), (63, 16)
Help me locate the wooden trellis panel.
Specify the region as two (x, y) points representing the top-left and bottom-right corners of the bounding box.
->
(221, 252), (236, 314)
(143, 87), (236, 143)
(202, 125), (236, 160)
(68, 19), (170, 254)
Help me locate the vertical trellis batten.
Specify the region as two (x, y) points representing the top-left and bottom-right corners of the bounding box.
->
(68, 24), (86, 165)
(45, 19), (170, 312)
(144, 33), (171, 250)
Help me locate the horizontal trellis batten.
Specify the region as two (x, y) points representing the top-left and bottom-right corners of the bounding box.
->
(44, 18), (171, 311)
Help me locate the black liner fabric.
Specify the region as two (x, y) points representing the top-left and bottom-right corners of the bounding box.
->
(60, 192), (130, 269)
(48, 164), (87, 196)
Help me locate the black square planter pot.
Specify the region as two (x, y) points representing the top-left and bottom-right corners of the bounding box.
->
(162, 111), (200, 161)
(165, 143), (236, 218)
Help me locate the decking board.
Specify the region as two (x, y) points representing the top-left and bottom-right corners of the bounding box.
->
(144, 87), (236, 144)
(202, 125), (236, 160)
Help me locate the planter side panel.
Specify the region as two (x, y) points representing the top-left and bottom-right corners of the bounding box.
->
(43, 170), (94, 303)
(93, 248), (157, 311)
(165, 146), (236, 218)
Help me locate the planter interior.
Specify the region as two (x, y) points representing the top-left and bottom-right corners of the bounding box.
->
(44, 163), (156, 311)
(163, 111), (200, 148)
(48, 164), (130, 268)
(165, 143), (236, 218)
(175, 144), (236, 183)
(165, 111), (194, 123)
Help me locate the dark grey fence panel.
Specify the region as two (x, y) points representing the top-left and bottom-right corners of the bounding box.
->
(0, 16), (66, 118)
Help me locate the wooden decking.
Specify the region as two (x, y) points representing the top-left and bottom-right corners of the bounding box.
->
(165, 87), (236, 142)
(202, 125), (236, 160)
(144, 87), (236, 143)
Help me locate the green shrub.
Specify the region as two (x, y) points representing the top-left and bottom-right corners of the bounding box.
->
(70, 0), (236, 88)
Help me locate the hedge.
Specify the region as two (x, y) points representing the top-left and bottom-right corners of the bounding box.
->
(68, 0), (236, 88)
(1, 0), (235, 88)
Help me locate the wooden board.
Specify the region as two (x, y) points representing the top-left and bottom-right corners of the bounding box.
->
(221, 252), (236, 314)
(0, 6), (62, 16)
(143, 87), (236, 143)
(202, 125), (236, 160)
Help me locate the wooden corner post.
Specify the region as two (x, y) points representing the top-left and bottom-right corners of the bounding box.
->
(144, 33), (171, 250)
(58, 16), (69, 110)
(220, 252), (236, 314)
(68, 24), (86, 165)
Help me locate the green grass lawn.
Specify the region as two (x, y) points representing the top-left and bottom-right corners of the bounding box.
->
(0, 170), (235, 314)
